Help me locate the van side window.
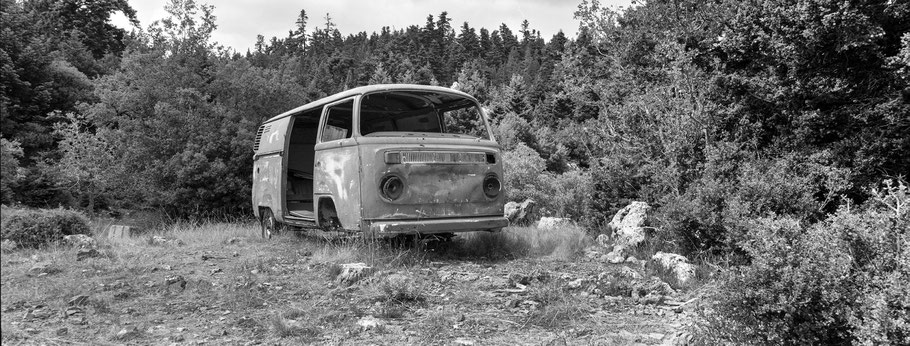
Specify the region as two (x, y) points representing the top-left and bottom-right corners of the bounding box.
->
(322, 100), (354, 142)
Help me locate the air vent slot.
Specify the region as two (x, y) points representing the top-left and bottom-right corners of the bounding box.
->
(253, 125), (270, 151)
(399, 151), (487, 164)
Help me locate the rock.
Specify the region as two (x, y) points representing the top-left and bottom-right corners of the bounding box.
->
(609, 201), (651, 248)
(336, 263), (373, 286)
(0, 239), (16, 251)
(356, 315), (382, 330)
(26, 263), (56, 277)
(76, 248), (101, 261)
(107, 225), (133, 239)
(625, 256), (638, 263)
(632, 277), (675, 298)
(115, 326), (141, 340)
(63, 234), (96, 248)
(651, 252), (696, 285)
(567, 278), (587, 290)
(662, 331), (694, 346)
(537, 217), (572, 229)
(56, 327), (69, 336)
(165, 275), (187, 291)
(605, 245), (629, 264)
(638, 294), (665, 305)
(149, 236), (184, 246)
(454, 338), (475, 345)
(67, 295), (90, 306)
(504, 199), (536, 226)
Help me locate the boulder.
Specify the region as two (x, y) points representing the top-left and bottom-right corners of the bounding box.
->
(537, 217), (572, 230)
(76, 248), (101, 261)
(651, 252), (696, 285)
(336, 263), (373, 286)
(504, 199), (536, 226)
(63, 234), (96, 249)
(149, 236), (184, 246)
(107, 225), (133, 239)
(609, 201), (651, 248)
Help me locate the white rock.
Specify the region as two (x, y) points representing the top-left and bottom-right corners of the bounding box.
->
(651, 252), (696, 285)
(356, 316), (382, 330)
(64, 234), (96, 248)
(609, 201), (651, 247)
(336, 263), (373, 285)
(504, 199), (536, 226)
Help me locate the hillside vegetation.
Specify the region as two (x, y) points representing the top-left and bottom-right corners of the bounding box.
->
(1, 0), (908, 344)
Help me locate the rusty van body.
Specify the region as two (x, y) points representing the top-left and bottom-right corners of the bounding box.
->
(252, 84), (508, 239)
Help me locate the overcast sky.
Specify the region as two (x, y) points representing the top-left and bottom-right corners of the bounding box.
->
(111, 0), (634, 53)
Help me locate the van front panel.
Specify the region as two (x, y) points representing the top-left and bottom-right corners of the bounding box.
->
(358, 136), (504, 221)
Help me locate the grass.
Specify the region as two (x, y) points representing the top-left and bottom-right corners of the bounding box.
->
(2, 207), (691, 344)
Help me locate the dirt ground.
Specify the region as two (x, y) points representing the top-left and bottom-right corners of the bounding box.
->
(1, 224), (698, 345)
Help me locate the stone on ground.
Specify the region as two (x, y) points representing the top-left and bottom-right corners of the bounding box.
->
(537, 217), (571, 229)
(64, 234), (97, 248)
(336, 263), (373, 286)
(651, 252), (696, 285)
(107, 225), (133, 239)
(609, 201), (652, 248)
(504, 199), (536, 226)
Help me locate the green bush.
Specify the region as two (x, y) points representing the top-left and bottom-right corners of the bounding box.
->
(502, 143), (592, 220)
(656, 150), (851, 255)
(698, 180), (909, 345)
(0, 208), (91, 248)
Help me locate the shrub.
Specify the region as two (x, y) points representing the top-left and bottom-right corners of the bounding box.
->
(502, 143), (593, 220)
(655, 151), (851, 256)
(698, 180), (910, 345)
(0, 208), (91, 248)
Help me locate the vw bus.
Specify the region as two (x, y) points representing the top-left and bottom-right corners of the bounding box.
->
(252, 84), (508, 239)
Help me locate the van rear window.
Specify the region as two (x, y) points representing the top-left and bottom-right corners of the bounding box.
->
(360, 91), (488, 139)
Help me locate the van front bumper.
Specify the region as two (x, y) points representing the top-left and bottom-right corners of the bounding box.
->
(365, 216), (508, 236)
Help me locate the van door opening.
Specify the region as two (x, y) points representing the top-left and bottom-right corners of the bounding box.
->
(285, 108), (321, 219)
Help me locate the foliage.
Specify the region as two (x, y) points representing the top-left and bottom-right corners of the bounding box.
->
(0, 208), (91, 248)
(51, 112), (118, 216)
(698, 180), (910, 345)
(0, 138), (24, 203)
(502, 143), (592, 220)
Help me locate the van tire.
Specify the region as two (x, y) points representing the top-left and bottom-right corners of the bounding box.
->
(260, 208), (280, 239)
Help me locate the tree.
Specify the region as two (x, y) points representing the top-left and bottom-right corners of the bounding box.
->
(52, 113), (116, 216)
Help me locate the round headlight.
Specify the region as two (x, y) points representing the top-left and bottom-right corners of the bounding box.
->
(483, 174), (501, 198)
(380, 175), (405, 200)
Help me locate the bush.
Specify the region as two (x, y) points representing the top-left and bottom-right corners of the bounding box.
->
(0, 208), (91, 248)
(698, 180), (910, 345)
(502, 143), (592, 220)
(656, 150), (851, 256)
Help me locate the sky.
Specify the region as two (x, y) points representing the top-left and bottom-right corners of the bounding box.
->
(110, 0), (634, 53)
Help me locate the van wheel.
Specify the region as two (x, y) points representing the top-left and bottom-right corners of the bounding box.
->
(260, 209), (280, 239)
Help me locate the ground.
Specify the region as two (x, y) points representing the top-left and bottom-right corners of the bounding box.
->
(1, 222), (699, 345)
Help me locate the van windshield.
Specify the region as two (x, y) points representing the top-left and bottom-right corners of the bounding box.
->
(360, 91), (490, 139)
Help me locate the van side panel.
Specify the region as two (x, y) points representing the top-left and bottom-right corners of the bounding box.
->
(313, 139), (362, 230)
(253, 117), (291, 220)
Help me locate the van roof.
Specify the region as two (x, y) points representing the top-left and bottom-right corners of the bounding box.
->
(262, 84), (477, 124)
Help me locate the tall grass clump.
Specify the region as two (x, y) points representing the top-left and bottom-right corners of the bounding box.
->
(0, 207), (91, 248)
(457, 225), (589, 260)
(698, 180), (909, 345)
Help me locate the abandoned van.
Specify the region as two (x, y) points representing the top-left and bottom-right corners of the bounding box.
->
(252, 84), (508, 239)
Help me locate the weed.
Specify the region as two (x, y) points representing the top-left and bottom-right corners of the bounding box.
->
(378, 273), (427, 304)
(269, 314), (320, 339)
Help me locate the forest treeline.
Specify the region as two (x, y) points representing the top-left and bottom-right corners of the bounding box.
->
(1, 0), (908, 342)
(2, 0), (908, 236)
